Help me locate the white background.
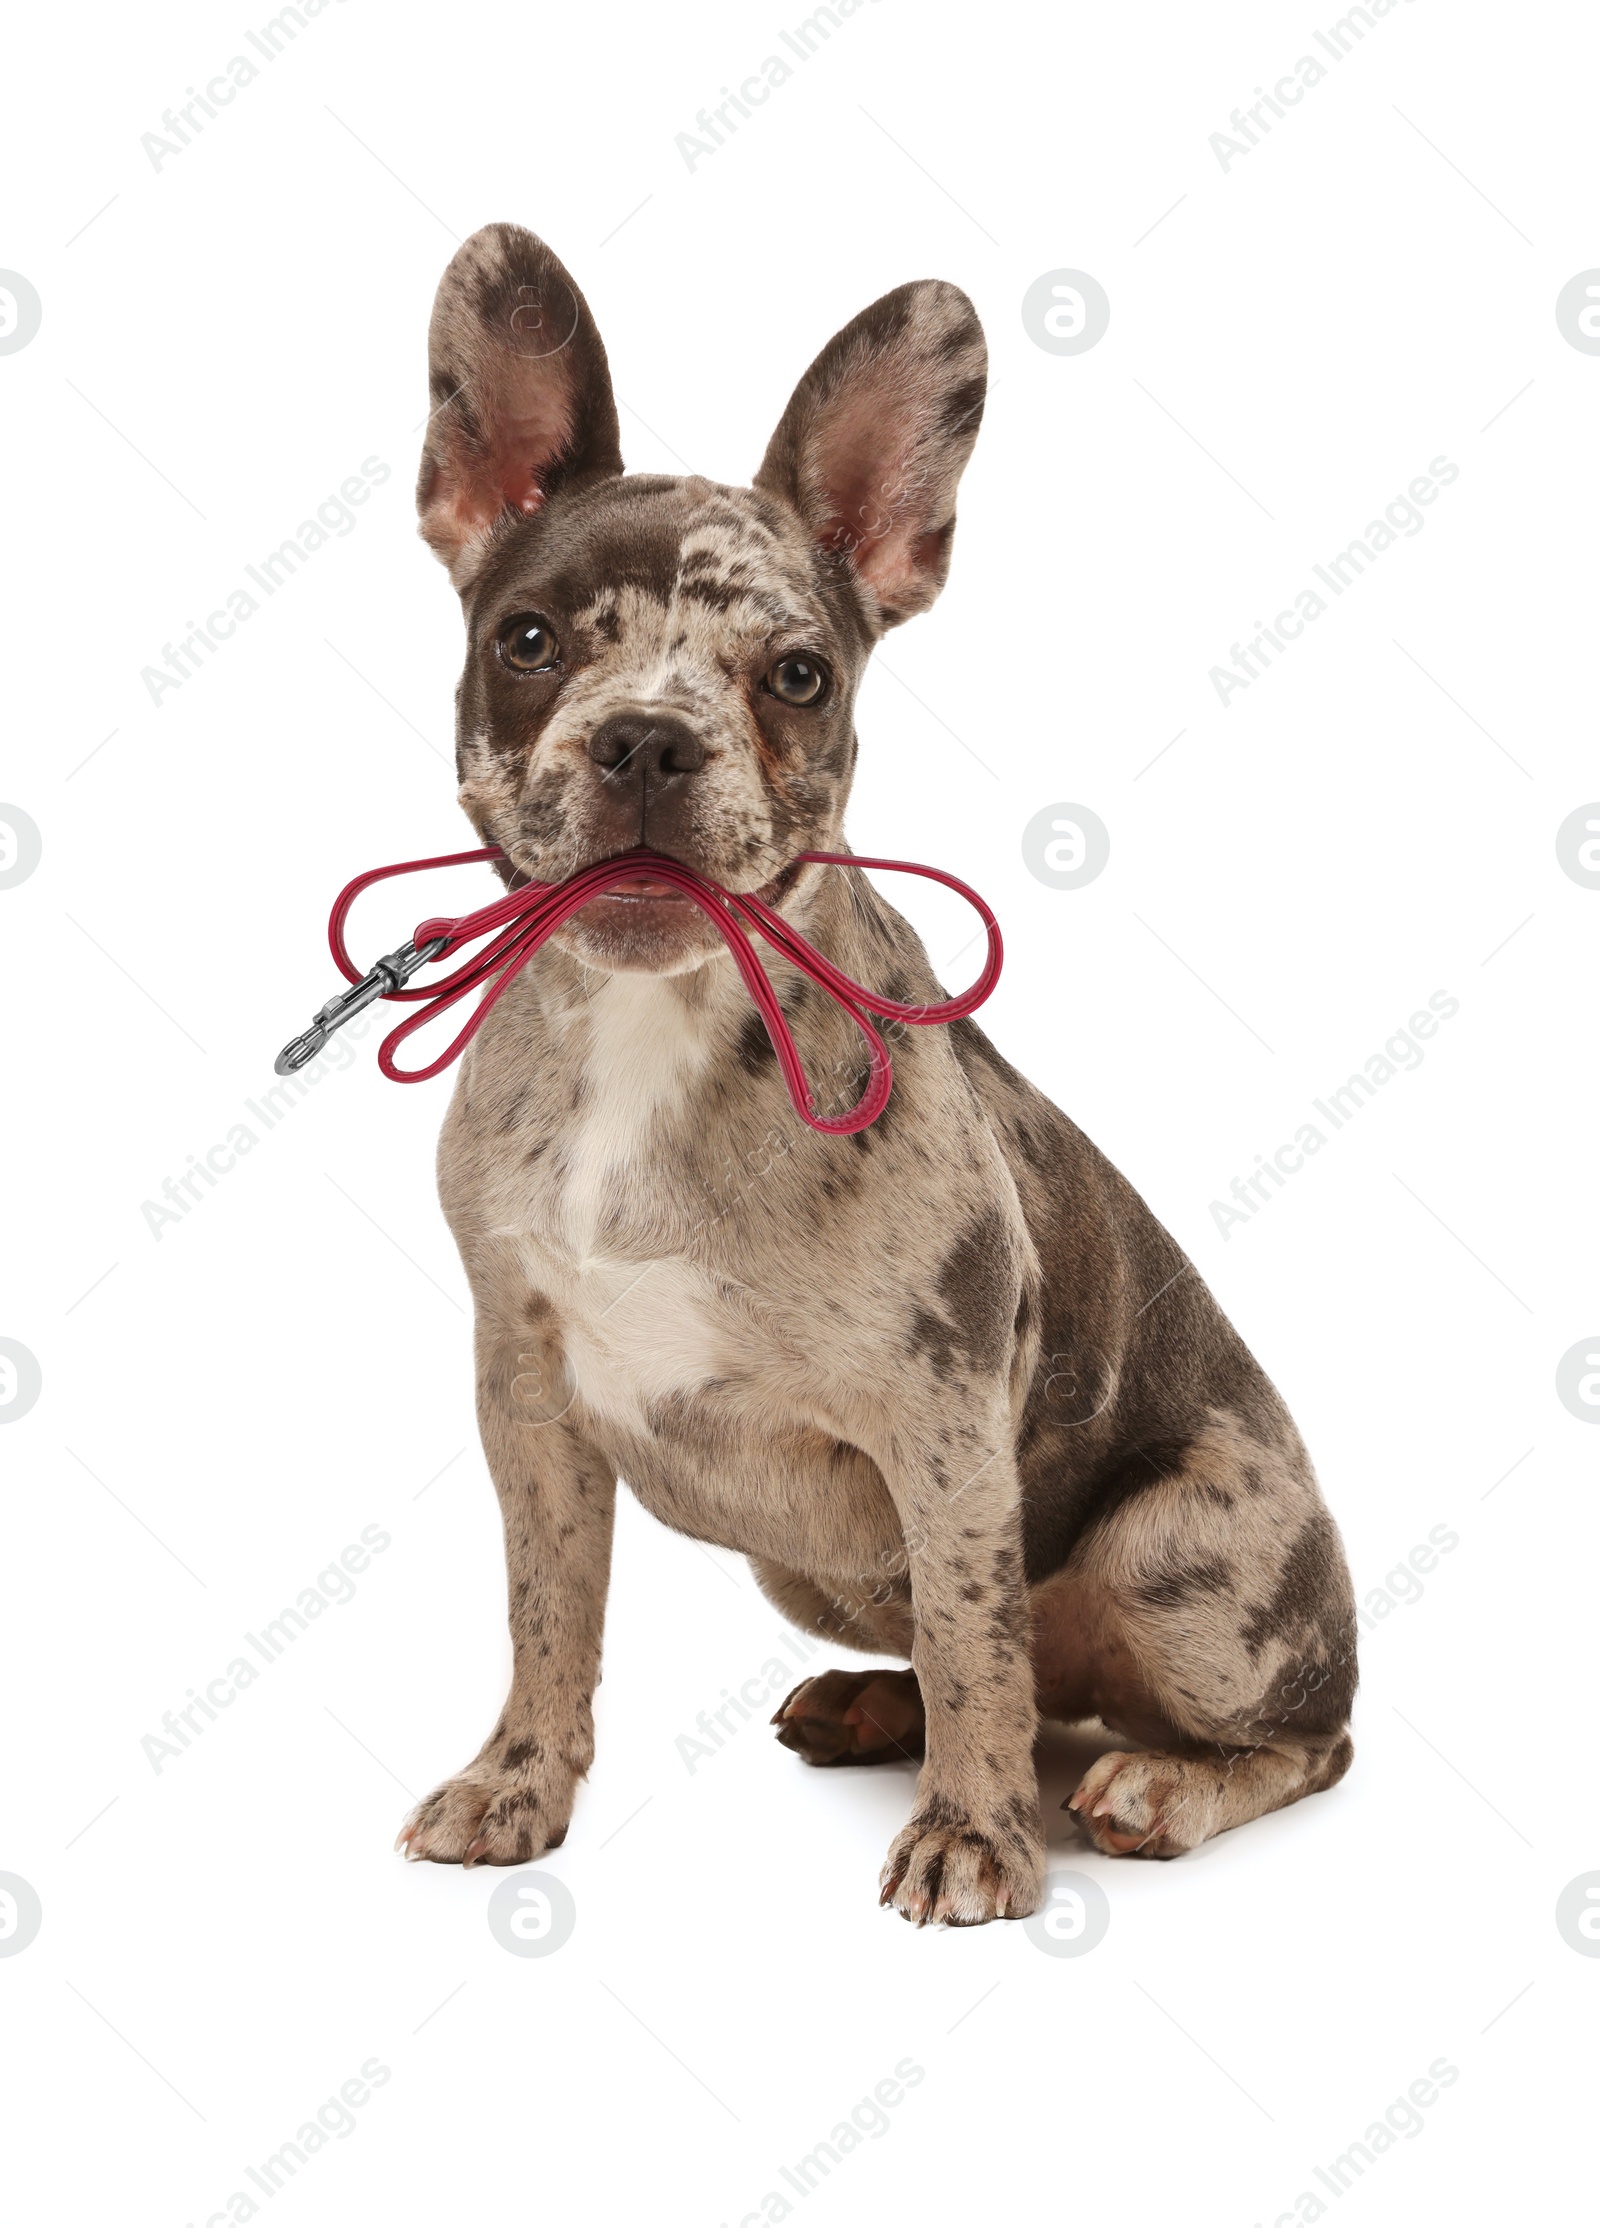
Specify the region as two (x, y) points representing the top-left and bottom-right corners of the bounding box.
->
(2, 1), (1594, 2221)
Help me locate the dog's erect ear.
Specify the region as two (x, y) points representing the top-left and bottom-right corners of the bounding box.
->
(754, 281), (986, 631)
(417, 224), (623, 588)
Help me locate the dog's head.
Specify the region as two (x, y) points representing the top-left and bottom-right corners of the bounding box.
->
(416, 224), (986, 975)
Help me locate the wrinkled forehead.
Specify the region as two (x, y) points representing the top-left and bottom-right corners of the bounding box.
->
(476, 476), (862, 661)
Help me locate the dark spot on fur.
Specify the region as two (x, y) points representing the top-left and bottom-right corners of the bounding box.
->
(1010, 1117), (1052, 1176)
(908, 1305), (955, 1380)
(1239, 1509), (1344, 1662)
(865, 972), (913, 1017)
(941, 368), (985, 426)
(929, 1207), (1015, 1376)
(1133, 1554), (1235, 1609)
(915, 1792), (965, 1832)
(1085, 1437), (1195, 1524)
(1005, 1790), (1037, 1832)
(736, 1010), (775, 1074)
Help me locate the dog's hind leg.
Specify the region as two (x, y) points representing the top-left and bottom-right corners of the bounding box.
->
(1038, 1411), (1359, 1858)
(1067, 1729), (1353, 1857)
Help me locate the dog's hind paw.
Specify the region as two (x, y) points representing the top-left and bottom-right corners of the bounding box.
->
(1066, 1751), (1209, 1858)
(772, 1668), (925, 1766)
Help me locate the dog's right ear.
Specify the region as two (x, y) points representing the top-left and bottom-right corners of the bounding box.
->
(416, 224), (623, 589)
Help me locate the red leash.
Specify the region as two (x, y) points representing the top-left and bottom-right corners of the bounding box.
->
(275, 846), (1001, 1136)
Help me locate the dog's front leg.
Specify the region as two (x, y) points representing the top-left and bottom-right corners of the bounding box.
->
(399, 1313), (615, 1867)
(875, 1400), (1045, 1925)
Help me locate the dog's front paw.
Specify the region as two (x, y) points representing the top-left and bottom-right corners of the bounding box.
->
(397, 1758), (577, 1868)
(879, 1796), (1044, 1926)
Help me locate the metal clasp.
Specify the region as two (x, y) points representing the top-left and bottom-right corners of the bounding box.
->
(274, 935), (448, 1075)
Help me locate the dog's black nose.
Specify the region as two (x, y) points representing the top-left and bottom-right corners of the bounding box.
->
(587, 712), (706, 778)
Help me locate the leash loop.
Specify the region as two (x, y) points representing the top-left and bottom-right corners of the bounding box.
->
(275, 846), (1001, 1136)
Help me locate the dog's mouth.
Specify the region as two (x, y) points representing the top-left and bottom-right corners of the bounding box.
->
(525, 848), (811, 976)
(590, 856), (804, 912)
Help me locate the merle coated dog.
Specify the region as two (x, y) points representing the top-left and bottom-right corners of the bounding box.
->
(395, 224), (1357, 1923)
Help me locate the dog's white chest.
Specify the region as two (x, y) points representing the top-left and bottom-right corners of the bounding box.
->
(554, 973), (709, 1258)
(561, 1252), (747, 1438)
(521, 974), (750, 1432)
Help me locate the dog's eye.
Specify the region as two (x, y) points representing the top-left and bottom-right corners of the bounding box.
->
(497, 614), (561, 673)
(764, 654), (827, 706)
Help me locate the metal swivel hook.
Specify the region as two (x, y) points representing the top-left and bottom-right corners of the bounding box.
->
(274, 935), (448, 1075)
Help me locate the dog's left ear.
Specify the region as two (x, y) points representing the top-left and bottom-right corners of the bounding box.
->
(417, 223), (623, 589)
(754, 280), (986, 630)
